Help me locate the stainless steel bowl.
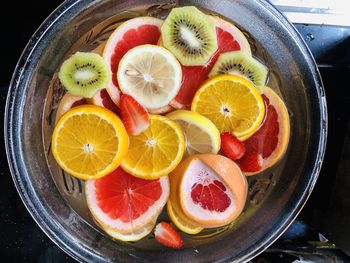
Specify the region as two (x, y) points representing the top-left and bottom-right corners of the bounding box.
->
(4, 0), (327, 262)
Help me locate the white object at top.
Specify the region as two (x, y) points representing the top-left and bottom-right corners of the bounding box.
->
(270, 0), (350, 26)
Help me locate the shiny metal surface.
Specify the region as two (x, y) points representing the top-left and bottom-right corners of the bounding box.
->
(5, 0), (327, 262)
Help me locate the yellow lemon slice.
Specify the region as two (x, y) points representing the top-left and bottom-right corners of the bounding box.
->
(167, 201), (203, 235)
(117, 44), (182, 109)
(166, 110), (220, 158)
(121, 115), (185, 179)
(51, 105), (129, 180)
(191, 74), (265, 141)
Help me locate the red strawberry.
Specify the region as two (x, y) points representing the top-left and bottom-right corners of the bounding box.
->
(120, 94), (150, 135)
(154, 222), (183, 249)
(236, 151), (263, 173)
(220, 132), (246, 160)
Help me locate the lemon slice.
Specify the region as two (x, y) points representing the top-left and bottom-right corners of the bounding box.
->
(191, 74), (265, 141)
(117, 44), (182, 109)
(166, 110), (220, 158)
(121, 115), (185, 179)
(51, 105), (129, 180)
(167, 201), (203, 235)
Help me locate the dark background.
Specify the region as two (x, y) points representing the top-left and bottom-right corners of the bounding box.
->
(0, 1), (77, 262)
(1, 1), (350, 262)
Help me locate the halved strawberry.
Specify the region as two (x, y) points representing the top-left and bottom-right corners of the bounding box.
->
(236, 151), (262, 173)
(120, 94), (150, 135)
(154, 222), (183, 249)
(220, 132), (246, 160)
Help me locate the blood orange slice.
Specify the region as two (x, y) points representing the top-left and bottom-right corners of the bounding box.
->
(86, 167), (169, 233)
(88, 88), (120, 116)
(237, 87), (290, 175)
(170, 16), (252, 108)
(170, 154), (248, 228)
(103, 17), (163, 106)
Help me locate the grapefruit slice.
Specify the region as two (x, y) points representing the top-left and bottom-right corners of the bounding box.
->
(55, 93), (86, 124)
(103, 218), (156, 242)
(170, 154), (248, 228)
(89, 44), (121, 115)
(237, 87), (290, 175)
(86, 167), (169, 233)
(103, 17), (163, 106)
(88, 88), (120, 116)
(169, 15), (252, 108)
(210, 16), (251, 56)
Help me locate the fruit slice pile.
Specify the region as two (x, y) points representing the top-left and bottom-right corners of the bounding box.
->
(51, 5), (290, 246)
(168, 15), (254, 108)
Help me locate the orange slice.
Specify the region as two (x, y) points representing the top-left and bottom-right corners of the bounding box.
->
(191, 74), (265, 141)
(121, 115), (185, 179)
(51, 105), (129, 180)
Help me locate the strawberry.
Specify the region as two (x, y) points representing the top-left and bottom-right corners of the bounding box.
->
(154, 222), (183, 249)
(120, 94), (150, 135)
(220, 132), (246, 160)
(236, 150), (263, 173)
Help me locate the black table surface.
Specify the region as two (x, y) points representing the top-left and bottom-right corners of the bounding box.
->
(1, 1), (350, 262)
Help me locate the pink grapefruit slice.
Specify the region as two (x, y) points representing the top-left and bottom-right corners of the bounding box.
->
(103, 217), (156, 242)
(88, 88), (120, 116)
(86, 167), (169, 234)
(170, 154), (248, 228)
(237, 87), (290, 175)
(169, 16), (252, 108)
(103, 17), (163, 106)
(55, 93), (86, 124)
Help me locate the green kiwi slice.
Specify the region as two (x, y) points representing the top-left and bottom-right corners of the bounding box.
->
(209, 51), (268, 87)
(161, 6), (218, 66)
(58, 52), (110, 98)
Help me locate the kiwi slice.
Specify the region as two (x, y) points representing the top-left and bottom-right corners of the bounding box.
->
(58, 52), (110, 98)
(161, 6), (218, 66)
(209, 51), (268, 87)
